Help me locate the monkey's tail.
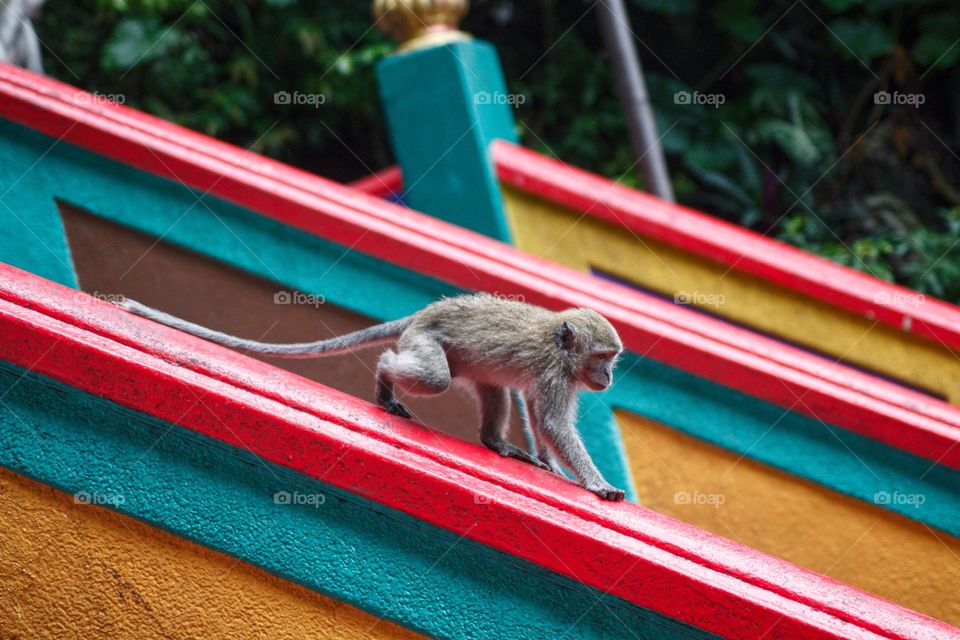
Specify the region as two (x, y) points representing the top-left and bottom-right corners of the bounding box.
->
(117, 299), (410, 358)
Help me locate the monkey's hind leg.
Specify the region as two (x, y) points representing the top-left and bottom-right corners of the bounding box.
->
(376, 338), (451, 419)
(375, 371), (411, 418)
(479, 385), (550, 471)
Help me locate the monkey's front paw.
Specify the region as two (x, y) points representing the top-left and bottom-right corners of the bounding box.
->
(385, 402), (412, 419)
(588, 485), (626, 501)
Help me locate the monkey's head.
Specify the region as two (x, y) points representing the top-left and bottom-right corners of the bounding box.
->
(555, 309), (623, 391)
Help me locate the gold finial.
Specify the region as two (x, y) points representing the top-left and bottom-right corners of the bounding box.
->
(372, 0), (471, 52)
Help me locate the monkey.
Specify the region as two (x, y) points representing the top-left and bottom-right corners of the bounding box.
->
(117, 293), (625, 500)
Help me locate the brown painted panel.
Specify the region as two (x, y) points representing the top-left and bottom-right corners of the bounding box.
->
(59, 203), (525, 447)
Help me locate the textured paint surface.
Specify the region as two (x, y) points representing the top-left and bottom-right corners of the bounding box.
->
(618, 411), (960, 626)
(0, 466), (425, 639)
(0, 361), (715, 640)
(0, 119), (633, 500)
(377, 40), (517, 241)
(502, 185), (960, 403)
(0, 144), (78, 286)
(605, 352), (960, 536)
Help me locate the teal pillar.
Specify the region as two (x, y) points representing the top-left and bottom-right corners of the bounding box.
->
(376, 39), (518, 241)
(373, 16), (634, 501)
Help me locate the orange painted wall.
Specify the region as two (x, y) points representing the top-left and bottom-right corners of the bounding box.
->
(0, 466), (424, 639)
(617, 410), (960, 626)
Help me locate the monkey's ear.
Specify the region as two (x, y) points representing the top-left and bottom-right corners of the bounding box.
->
(555, 321), (577, 351)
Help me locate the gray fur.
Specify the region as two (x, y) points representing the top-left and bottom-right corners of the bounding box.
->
(118, 299), (409, 358)
(119, 292), (625, 500)
(513, 388), (566, 476)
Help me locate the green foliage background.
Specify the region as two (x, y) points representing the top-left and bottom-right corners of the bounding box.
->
(36, 0), (960, 301)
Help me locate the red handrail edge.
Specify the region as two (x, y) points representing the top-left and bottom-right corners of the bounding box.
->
(351, 149), (960, 360)
(492, 140), (960, 353)
(349, 165), (403, 198)
(349, 150), (960, 354)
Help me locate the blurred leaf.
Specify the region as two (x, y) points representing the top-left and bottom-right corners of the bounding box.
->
(744, 63), (819, 97)
(914, 12), (960, 67)
(711, 0), (765, 43)
(684, 139), (738, 173)
(102, 17), (186, 71)
(628, 0), (698, 15)
(821, 0), (863, 11)
(827, 18), (893, 62)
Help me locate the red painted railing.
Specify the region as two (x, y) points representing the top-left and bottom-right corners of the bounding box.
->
(350, 149), (960, 360)
(1, 63), (959, 472)
(0, 262), (956, 640)
(349, 165), (403, 198)
(492, 140), (960, 352)
(351, 148), (960, 358)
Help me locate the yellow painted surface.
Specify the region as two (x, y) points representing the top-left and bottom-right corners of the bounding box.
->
(503, 186), (960, 403)
(617, 410), (960, 625)
(0, 467), (423, 640)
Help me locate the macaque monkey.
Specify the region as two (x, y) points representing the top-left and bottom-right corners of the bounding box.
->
(119, 293), (625, 500)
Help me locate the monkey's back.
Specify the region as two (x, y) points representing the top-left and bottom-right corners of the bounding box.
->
(405, 293), (561, 386)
